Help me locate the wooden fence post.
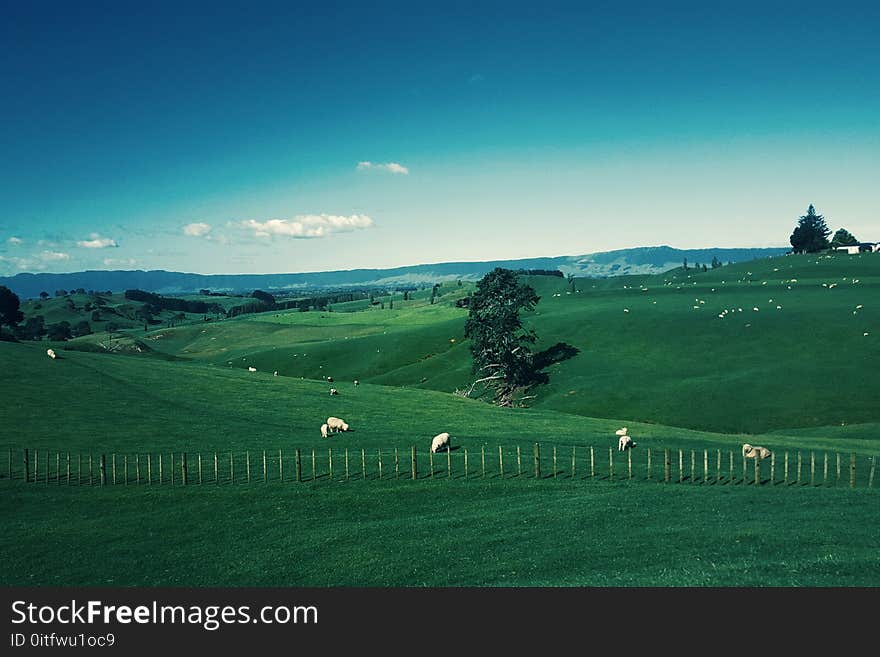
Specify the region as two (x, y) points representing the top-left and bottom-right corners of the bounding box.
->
(394, 448), (399, 480)
(464, 448), (469, 479)
(797, 451), (802, 485)
(135, 454), (140, 485)
(311, 449), (316, 482)
(158, 453), (162, 484)
(147, 453), (152, 485)
(89, 454), (94, 486)
(23, 448), (30, 483)
(295, 449), (302, 483)
(198, 453), (202, 485)
(678, 449), (683, 484)
(411, 445), (417, 480)
(328, 448), (333, 481)
(703, 449), (708, 484)
(690, 450), (695, 483)
(836, 453), (841, 484)
(741, 451), (746, 483)
(481, 446), (486, 478)
(628, 448), (632, 480)
(170, 453), (174, 486)
(379, 449), (384, 480)
(717, 450), (721, 483)
(869, 456), (876, 489)
(784, 452), (789, 485)
(246, 451), (251, 483)
(230, 452), (235, 484)
(609, 447), (614, 482)
(112, 453), (117, 485)
(182, 452), (188, 486)
(7, 448), (11, 482)
(572, 446), (577, 479)
(429, 449), (435, 479)
(534, 443), (541, 479)
(553, 446), (558, 479)
(122, 454), (126, 486)
(499, 446), (504, 479)
(810, 452), (815, 486)
(823, 453), (828, 486)
(590, 446), (594, 479)
(262, 450), (267, 483)
(770, 452), (775, 484)
(34, 449), (38, 483)
(279, 448), (284, 483)
(850, 453), (856, 489)
(100, 453), (107, 486)
(345, 449), (350, 481)
(447, 448), (451, 479)
(361, 448), (366, 481)
(56, 453), (60, 485)
(664, 449), (670, 483)
(66, 452), (71, 485)
(213, 452), (218, 484)
(754, 456), (760, 486)
(517, 446), (522, 477)
(647, 447), (652, 480)
(729, 450), (733, 483)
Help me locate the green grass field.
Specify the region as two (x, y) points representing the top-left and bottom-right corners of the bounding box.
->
(2, 251), (878, 586)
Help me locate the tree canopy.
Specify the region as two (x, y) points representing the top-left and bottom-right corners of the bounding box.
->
(830, 228), (859, 248)
(462, 268), (540, 406)
(0, 285), (24, 338)
(790, 204), (831, 253)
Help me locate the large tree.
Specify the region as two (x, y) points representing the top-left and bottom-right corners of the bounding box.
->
(830, 228), (859, 248)
(462, 268), (540, 406)
(0, 285), (24, 339)
(790, 204), (831, 253)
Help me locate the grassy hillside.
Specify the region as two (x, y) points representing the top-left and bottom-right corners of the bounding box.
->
(119, 252), (880, 434)
(1, 339), (878, 587)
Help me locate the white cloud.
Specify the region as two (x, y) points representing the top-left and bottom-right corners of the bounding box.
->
(77, 233), (118, 249)
(357, 161), (409, 175)
(41, 250), (70, 261)
(183, 222), (212, 237)
(243, 214), (374, 239)
(7, 236), (23, 246)
(103, 258), (138, 267)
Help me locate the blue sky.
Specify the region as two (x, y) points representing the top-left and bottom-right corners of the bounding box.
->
(1, 1), (878, 275)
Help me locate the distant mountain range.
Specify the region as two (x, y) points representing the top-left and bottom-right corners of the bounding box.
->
(0, 246), (789, 299)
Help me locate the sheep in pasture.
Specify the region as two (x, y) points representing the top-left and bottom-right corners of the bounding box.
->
(326, 376), (333, 383)
(618, 435), (636, 451)
(320, 423), (329, 439)
(615, 427), (628, 437)
(274, 371), (278, 376)
(46, 348), (56, 359)
(248, 366), (257, 372)
(329, 388), (338, 396)
(430, 432), (451, 453)
(354, 379), (359, 386)
(742, 443), (772, 459)
(326, 416), (349, 433)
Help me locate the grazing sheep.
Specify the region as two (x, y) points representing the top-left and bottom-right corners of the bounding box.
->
(248, 366), (257, 372)
(430, 432), (451, 453)
(329, 388), (338, 396)
(326, 416), (349, 433)
(46, 348), (56, 359)
(742, 443), (772, 459)
(320, 423), (329, 439)
(274, 371), (278, 376)
(618, 435), (636, 451)
(615, 427), (628, 437)
(326, 376), (333, 383)
(354, 379), (359, 386)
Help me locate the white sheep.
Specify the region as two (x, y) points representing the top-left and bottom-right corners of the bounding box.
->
(46, 348), (56, 359)
(320, 423), (329, 439)
(742, 443), (772, 459)
(326, 416), (349, 433)
(614, 427), (628, 436)
(354, 379), (359, 386)
(618, 435), (636, 451)
(430, 432), (451, 453)
(248, 366), (257, 372)
(329, 388), (338, 396)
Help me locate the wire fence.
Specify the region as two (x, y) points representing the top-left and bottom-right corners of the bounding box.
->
(3, 445), (877, 489)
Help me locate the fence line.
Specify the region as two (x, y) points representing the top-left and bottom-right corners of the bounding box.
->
(2, 446), (876, 490)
